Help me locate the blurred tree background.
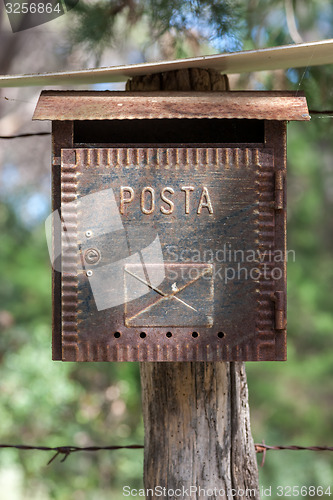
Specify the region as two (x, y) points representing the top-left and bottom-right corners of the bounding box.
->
(0, 0), (332, 498)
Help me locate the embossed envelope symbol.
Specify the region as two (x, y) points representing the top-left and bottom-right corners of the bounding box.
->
(124, 263), (214, 327)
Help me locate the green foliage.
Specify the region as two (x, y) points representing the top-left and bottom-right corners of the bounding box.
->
(70, 0), (244, 62)
(247, 112), (333, 493)
(1, 0), (333, 497)
(146, 0), (242, 41)
(0, 202), (144, 499)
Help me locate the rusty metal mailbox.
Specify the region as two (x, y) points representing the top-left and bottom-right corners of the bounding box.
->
(34, 90), (309, 362)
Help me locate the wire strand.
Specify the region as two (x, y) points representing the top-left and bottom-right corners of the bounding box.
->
(254, 442), (333, 467)
(0, 442), (331, 466)
(0, 111), (333, 140)
(0, 132), (50, 139)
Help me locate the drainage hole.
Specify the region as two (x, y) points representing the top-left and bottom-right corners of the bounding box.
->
(140, 332), (146, 339)
(192, 332), (199, 338)
(217, 331), (225, 339)
(166, 332), (172, 338)
(114, 332), (121, 338)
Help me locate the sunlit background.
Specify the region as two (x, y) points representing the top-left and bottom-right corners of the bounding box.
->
(0, 1), (332, 498)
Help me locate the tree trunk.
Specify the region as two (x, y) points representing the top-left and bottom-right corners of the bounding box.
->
(140, 363), (259, 499)
(126, 68), (260, 500)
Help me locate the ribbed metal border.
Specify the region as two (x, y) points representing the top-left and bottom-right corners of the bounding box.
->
(60, 150), (79, 361)
(75, 146), (258, 170)
(60, 146), (283, 361)
(255, 155), (277, 360)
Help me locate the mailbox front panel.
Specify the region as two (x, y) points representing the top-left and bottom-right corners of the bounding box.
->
(57, 144), (286, 362)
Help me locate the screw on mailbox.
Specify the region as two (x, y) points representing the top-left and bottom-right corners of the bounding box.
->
(84, 248), (101, 265)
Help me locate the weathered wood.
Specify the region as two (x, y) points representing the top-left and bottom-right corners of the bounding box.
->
(125, 68), (229, 91)
(140, 363), (259, 499)
(133, 68), (260, 499)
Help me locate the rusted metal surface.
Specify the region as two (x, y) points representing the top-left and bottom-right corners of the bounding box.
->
(57, 140), (286, 362)
(263, 120), (287, 359)
(124, 263), (214, 328)
(34, 91), (310, 122)
(44, 92), (291, 362)
(51, 121), (74, 360)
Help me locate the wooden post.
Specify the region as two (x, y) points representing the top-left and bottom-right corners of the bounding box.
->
(126, 69), (260, 500)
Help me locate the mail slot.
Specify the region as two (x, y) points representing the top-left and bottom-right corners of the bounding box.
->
(33, 90), (309, 362)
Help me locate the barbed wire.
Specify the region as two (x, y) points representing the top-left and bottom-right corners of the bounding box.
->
(308, 109), (333, 115)
(0, 110), (332, 140)
(0, 112), (332, 468)
(0, 444), (144, 465)
(0, 132), (50, 139)
(0, 442), (332, 466)
(0, 110), (332, 467)
(254, 442), (333, 467)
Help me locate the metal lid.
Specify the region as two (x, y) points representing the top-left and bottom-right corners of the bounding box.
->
(33, 90), (310, 121)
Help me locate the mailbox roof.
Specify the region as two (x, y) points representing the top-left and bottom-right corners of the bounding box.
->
(33, 90), (309, 121)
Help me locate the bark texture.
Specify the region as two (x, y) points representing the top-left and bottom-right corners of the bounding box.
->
(126, 68), (229, 91)
(126, 68), (260, 499)
(140, 363), (259, 499)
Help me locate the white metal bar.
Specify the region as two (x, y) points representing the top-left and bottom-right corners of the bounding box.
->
(0, 39), (333, 88)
